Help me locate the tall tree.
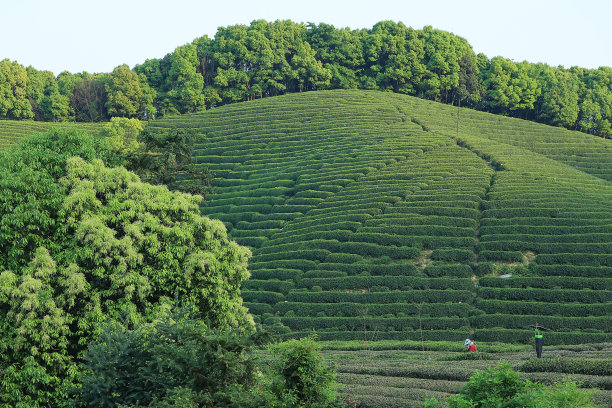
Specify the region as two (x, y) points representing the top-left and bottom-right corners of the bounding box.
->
(419, 26), (473, 103)
(0, 59), (33, 119)
(307, 23), (366, 90)
(480, 56), (540, 116)
(105, 64), (156, 119)
(70, 73), (108, 122)
(165, 44), (206, 113)
(362, 21), (426, 94)
(534, 65), (579, 128)
(26, 67), (56, 120)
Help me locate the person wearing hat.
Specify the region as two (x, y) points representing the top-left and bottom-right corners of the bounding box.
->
(464, 339), (477, 352)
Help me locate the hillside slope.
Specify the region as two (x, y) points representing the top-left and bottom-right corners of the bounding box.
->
(0, 120), (103, 149)
(135, 90), (612, 343)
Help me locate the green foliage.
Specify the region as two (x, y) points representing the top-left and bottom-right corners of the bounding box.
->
(0, 59), (33, 119)
(2, 21), (610, 138)
(520, 358), (612, 377)
(105, 64), (156, 119)
(0, 129), (252, 405)
(100, 116), (144, 153)
(267, 336), (340, 408)
(424, 363), (601, 408)
(125, 127), (212, 195)
(76, 303), (260, 408)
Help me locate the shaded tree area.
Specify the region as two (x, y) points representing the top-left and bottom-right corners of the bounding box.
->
(1, 20), (611, 137)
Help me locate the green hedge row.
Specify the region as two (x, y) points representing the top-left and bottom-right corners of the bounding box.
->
(235, 219), (285, 230)
(470, 313), (612, 331)
(360, 225), (475, 238)
(241, 290), (284, 304)
(250, 268), (303, 280)
(431, 248), (474, 262)
(480, 232), (612, 244)
(477, 250), (524, 262)
(478, 287), (612, 303)
(479, 241), (612, 254)
(244, 302), (273, 315)
(249, 259), (318, 271)
(324, 252), (364, 263)
(482, 208), (604, 219)
(283, 330), (471, 342)
(207, 195), (285, 207)
(274, 302), (472, 318)
(479, 222), (612, 235)
(423, 264), (473, 278)
(535, 253), (612, 266)
(234, 236), (269, 247)
(286, 290), (474, 304)
(293, 189), (333, 199)
(520, 358), (612, 376)
(479, 276), (612, 290)
(473, 329), (612, 345)
(266, 230), (352, 245)
(282, 221), (363, 236)
(242, 279), (295, 294)
(250, 249), (330, 263)
(366, 214), (478, 229)
(231, 228), (279, 237)
(530, 264), (612, 277)
(281, 316), (469, 331)
(335, 242), (421, 259)
(285, 214), (372, 230)
(297, 277), (473, 291)
(474, 299), (612, 317)
(312, 262), (419, 276)
(385, 206), (480, 219)
(303, 270), (347, 278)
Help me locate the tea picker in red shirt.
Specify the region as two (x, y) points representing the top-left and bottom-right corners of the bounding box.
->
(464, 339), (477, 352)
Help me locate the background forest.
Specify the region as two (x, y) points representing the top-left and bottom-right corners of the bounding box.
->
(0, 20), (610, 137)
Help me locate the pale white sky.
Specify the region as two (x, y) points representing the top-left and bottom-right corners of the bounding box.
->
(1, 0), (610, 75)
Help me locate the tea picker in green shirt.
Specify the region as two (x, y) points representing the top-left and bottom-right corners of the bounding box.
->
(529, 324), (550, 358)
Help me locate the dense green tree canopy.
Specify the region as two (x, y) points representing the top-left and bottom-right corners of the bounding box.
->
(0, 59), (33, 119)
(105, 64), (156, 118)
(0, 129), (252, 406)
(0, 21), (610, 137)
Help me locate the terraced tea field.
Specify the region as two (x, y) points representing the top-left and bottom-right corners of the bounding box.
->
(147, 89), (612, 348)
(3, 89), (612, 407)
(321, 342), (612, 407)
(0, 120), (103, 149)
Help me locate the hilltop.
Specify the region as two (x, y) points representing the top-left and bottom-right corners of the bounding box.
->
(1, 20), (610, 138)
(144, 89), (612, 344)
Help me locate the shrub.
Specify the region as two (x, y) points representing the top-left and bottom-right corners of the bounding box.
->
(266, 337), (341, 408)
(75, 304), (261, 408)
(424, 363), (601, 408)
(431, 249), (474, 263)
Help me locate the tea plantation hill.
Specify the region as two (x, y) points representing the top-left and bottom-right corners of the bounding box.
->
(146, 89), (612, 345)
(3, 89), (610, 345)
(0, 120), (103, 150)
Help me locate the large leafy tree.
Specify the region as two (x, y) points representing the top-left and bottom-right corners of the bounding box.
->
(534, 65), (580, 128)
(479, 56), (541, 116)
(307, 23), (366, 90)
(363, 21), (425, 94)
(0, 129), (252, 406)
(165, 44), (206, 113)
(105, 64), (156, 118)
(0, 59), (33, 119)
(25, 67), (56, 120)
(70, 73), (108, 122)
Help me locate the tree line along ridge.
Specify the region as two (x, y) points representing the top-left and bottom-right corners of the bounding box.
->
(0, 20), (610, 137)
